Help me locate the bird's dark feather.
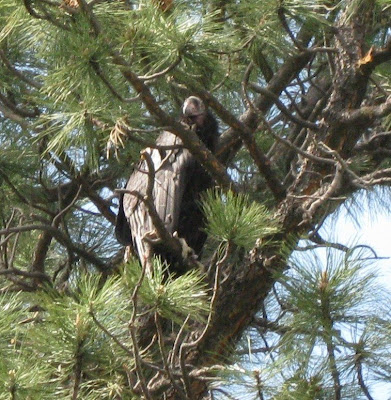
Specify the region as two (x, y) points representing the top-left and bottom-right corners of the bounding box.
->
(115, 98), (218, 272)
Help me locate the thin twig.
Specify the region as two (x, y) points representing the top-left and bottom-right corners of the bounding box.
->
(128, 262), (154, 400)
(170, 315), (190, 367)
(259, 117), (334, 165)
(139, 57), (182, 81)
(211, 55), (231, 92)
(178, 251), (225, 393)
(22, 0), (70, 30)
(52, 185), (82, 227)
(241, 62), (255, 110)
(8, 215), (25, 270)
(355, 349), (375, 400)
(318, 142), (368, 188)
(154, 312), (188, 400)
(89, 307), (134, 357)
(304, 163), (343, 222)
(89, 58), (141, 103)
(250, 83), (320, 131)
(0, 50), (42, 89)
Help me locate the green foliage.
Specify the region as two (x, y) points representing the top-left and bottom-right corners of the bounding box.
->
(280, 248), (379, 333)
(0, 291), (24, 349)
(201, 189), (280, 250)
(218, 247), (391, 399)
(0, 292), (52, 399)
(122, 257), (209, 324)
(0, 0), (339, 174)
(0, 263), (209, 398)
(1, 0), (391, 399)
(21, 275), (133, 398)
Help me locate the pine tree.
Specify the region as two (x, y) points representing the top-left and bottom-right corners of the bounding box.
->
(1, 0), (391, 399)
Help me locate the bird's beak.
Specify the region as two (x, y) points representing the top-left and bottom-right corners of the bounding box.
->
(182, 96), (206, 118)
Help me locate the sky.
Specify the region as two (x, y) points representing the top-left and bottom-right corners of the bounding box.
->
(316, 197), (391, 400)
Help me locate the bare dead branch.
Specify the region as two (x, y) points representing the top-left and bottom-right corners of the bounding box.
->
(211, 55), (231, 92)
(139, 57), (182, 81)
(249, 83), (320, 131)
(259, 118), (334, 165)
(170, 315), (190, 368)
(241, 62), (255, 110)
(154, 313), (188, 400)
(303, 163), (344, 223)
(52, 185), (82, 227)
(353, 167), (391, 186)
(302, 233), (350, 253)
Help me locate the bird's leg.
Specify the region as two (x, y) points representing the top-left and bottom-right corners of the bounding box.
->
(173, 231), (194, 259)
(143, 229), (162, 245)
(143, 241), (155, 276)
(173, 232), (204, 270)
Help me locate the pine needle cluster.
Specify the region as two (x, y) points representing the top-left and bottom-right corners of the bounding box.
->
(218, 247), (391, 399)
(201, 189), (279, 250)
(0, 260), (210, 398)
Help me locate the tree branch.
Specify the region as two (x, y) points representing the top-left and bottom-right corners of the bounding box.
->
(249, 83), (320, 131)
(181, 86), (286, 200)
(338, 96), (391, 126)
(0, 49), (42, 89)
(0, 224), (110, 273)
(217, 50), (314, 163)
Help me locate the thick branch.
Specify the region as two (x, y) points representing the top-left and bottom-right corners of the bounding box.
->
(338, 96), (391, 126)
(114, 58), (233, 189)
(180, 86), (286, 200)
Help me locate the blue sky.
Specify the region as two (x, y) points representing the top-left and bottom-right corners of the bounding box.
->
(319, 201), (391, 400)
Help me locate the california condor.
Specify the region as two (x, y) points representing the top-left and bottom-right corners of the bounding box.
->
(115, 96), (219, 272)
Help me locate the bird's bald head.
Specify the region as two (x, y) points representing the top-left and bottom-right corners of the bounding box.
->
(182, 96), (207, 128)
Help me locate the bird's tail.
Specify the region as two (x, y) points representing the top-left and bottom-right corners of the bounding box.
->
(115, 193), (133, 245)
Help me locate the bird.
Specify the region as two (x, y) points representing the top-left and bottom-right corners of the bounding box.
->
(115, 96), (219, 273)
